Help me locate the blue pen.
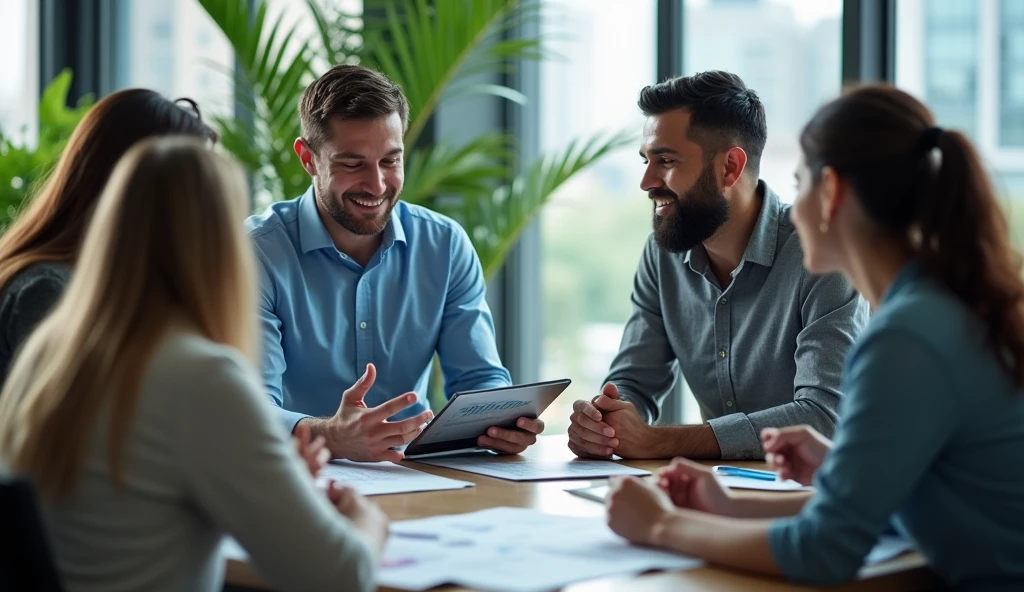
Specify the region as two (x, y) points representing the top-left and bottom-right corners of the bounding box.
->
(712, 466), (778, 481)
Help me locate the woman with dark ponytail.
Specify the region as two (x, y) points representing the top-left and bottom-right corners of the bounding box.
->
(602, 85), (1024, 589)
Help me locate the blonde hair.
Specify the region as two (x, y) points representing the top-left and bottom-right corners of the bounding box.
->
(0, 136), (255, 497)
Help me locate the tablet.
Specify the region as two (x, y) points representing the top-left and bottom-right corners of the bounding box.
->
(403, 379), (571, 459)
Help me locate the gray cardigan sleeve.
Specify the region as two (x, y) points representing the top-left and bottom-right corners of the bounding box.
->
(177, 351), (377, 592)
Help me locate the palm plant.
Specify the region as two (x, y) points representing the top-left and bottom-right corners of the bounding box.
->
(0, 70), (93, 230)
(197, 0), (634, 278)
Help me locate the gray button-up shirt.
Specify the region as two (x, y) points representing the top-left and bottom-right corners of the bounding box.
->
(606, 181), (869, 459)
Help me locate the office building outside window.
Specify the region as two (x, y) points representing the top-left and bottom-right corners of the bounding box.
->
(536, 0), (657, 433)
(897, 0), (1024, 243)
(114, 0), (235, 119)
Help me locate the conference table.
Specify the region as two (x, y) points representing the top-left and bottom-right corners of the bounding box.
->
(224, 435), (939, 592)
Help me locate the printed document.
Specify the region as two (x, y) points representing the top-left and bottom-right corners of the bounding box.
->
(413, 456), (650, 481)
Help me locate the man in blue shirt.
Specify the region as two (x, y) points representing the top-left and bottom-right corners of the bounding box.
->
(246, 65), (543, 461)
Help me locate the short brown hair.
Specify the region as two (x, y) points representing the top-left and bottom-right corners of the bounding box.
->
(298, 65), (409, 153)
(638, 70), (766, 175)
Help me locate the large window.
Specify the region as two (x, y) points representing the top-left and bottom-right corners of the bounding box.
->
(114, 0), (235, 119)
(536, 0), (842, 433)
(536, 0), (657, 434)
(685, 0), (843, 205)
(0, 0), (40, 146)
(896, 0), (1024, 243)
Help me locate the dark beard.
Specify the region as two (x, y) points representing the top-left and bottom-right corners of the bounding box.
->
(652, 161), (729, 253)
(318, 183), (399, 236)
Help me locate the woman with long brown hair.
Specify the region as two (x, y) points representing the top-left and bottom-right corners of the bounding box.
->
(0, 137), (386, 592)
(604, 85), (1024, 588)
(0, 89), (216, 383)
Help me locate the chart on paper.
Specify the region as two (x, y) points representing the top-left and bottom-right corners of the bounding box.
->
(317, 460), (474, 496)
(380, 507), (702, 592)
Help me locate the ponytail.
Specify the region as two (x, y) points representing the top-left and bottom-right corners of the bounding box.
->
(801, 85), (1024, 389)
(917, 130), (1024, 386)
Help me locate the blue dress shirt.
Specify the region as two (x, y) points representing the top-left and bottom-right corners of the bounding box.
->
(246, 187), (512, 432)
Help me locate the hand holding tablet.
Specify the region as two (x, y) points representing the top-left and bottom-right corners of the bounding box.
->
(403, 379), (572, 459)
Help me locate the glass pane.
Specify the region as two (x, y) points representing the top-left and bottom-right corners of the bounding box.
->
(1001, 0), (1024, 146)
(0, 0), (40, 147)
(537, 0), (657, 434)
(681, 0), (842, 423)
(685, 0), (843, 205)
(896, 1), (979, 138)
(896, 0), (1024, 245)
(114, 0), (235, 119)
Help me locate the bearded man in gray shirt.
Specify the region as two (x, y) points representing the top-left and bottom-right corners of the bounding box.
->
(568, 71), (869, 461)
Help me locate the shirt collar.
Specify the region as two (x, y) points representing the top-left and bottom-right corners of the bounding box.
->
(298, 186), (408, 254)
(298, 186), (335, 254)
(742, 180), (781, 268)
(683, 180), (780, 275)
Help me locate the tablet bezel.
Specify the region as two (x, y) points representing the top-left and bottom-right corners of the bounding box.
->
(403, 379), (571, 458)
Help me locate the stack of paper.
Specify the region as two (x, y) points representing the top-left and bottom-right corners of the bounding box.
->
(317, 460), (474, 496)
(412, 456), (650, 481)
(713, 474), (812, 491)
(379, 507), (702, 591)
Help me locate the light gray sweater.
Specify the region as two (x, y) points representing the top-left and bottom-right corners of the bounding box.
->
(36, 327), (377, 592)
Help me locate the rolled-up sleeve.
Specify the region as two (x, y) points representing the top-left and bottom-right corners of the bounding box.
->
(768, 329), (955, 584)
(708, 271), (868, 459)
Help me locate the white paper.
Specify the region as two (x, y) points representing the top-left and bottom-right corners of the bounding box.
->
(566, 483), (610, 503)
(565, 473), (811, 499)
(220, 536), (246, 561)
(413, 457), (650, 481)
(713, 474), (812, 491)
(864, 535), (915, 565)
(380, 507), (702, 592)
(317, 459), (474, 496)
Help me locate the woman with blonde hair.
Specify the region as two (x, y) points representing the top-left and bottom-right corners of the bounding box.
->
(0, 137), (387, 592)
(0, 89), (217, 384)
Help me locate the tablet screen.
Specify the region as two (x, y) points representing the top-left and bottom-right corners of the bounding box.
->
(404, 379), (571, 457)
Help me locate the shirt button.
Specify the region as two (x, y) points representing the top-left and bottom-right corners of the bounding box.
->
(719, 350), (727, 358)
(359, 322), (367, 329)
(726, 400), (733, 407)
(719, 297), (727, 305)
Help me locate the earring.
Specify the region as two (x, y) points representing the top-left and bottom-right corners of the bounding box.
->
(819, 219), (829, 234)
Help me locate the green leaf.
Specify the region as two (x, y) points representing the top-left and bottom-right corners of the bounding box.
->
(0, 69), (94, 232)
(361, 0), (545, 147)
(195, 0), (631, 280)
(443, 82), (528, 105)
(197, 0), (322, 200)
(402, 133), (514, 206)
(450, 130), (638, 279)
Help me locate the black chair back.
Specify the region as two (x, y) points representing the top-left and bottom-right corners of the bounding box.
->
(0, 475), (65, 592)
